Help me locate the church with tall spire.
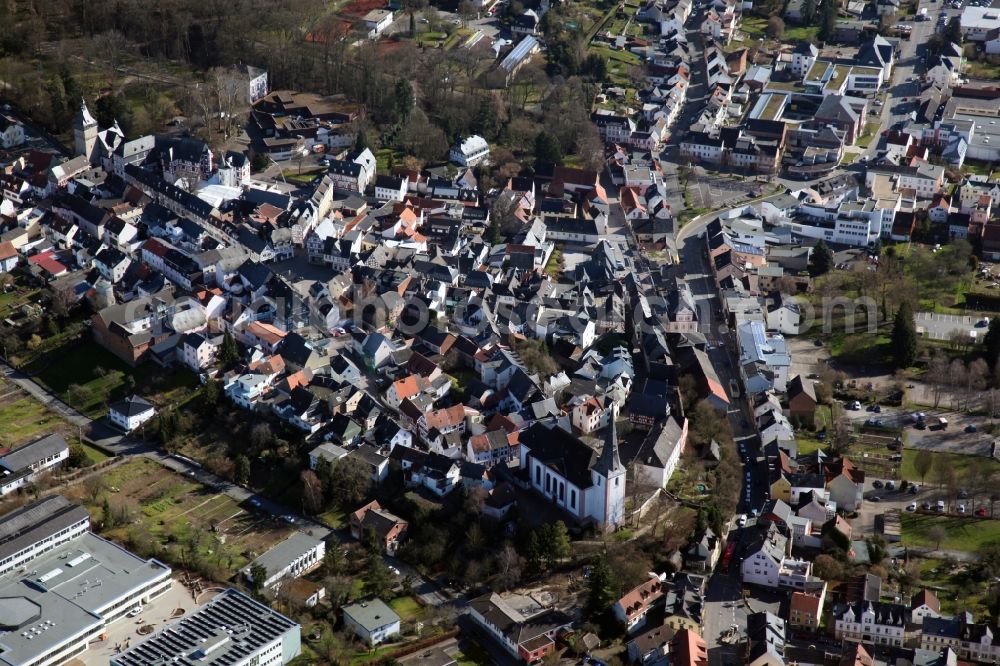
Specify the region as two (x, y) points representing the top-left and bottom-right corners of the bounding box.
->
(518, 418), (627, 531)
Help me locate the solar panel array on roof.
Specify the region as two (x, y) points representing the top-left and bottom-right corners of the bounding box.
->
(111, 589), (300, 666)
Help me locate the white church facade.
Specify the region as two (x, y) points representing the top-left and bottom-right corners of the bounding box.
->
(518, 420), (626, 531)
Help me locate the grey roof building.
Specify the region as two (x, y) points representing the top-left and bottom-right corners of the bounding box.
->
(241, 532), (325, 590)
(111, 588), (301, 666)
(0, 495), (90, 576)
(342, 598), (401, 645)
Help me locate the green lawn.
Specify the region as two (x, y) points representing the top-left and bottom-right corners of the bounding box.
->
(900, 449), (1000, 485)
(784, 25), (819, 42)
(589, 44), (642, 66)
(901, 513), (1000, 551)
(765, 80), (805, 92)
(740, 16), (767, 39)
(0, 287), (41, 319)
(918, 557), (990, 616)
(965, 59), (1000, 80)
(0, 380), (68, 447)
(281, 168), (324, 186)
(678, 207), (711, 227)
(80, 441), (111, 465)
(389, 596), (425, 621)
(416, 31), (447, 46)
(319, 507), (347, 528)
(963, 159), (995, 178)
(443, 28), (472, 49)
(28, 340), (199, 419)
(855, 122), (882, 149)
(828, 330), (888, 365)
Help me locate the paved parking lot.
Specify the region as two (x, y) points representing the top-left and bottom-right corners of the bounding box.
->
(854, 480), (937, 534)
(900, 411), (992, 454)
(686, 169), (762, 209)
(915, 312), (988, 342)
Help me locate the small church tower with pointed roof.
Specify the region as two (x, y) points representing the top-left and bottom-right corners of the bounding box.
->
(73, 98), (99, 164)
(591, 419), (627, 529)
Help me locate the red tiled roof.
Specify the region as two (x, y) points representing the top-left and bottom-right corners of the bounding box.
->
(0, 241), (17, 261)
(27, 250), (67, 276)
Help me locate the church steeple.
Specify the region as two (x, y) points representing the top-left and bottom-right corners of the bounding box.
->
(593, 419), (624, 477)
(76, 98), (97, 128)
(74, 98), (99, 164)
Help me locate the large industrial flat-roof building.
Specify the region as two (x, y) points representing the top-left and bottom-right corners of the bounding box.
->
(0, 530), (172, 666)
(110, 588), (301, 666)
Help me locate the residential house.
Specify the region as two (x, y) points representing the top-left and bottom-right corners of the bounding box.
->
(834, 601), (907, 647)
(632, 417), (688, 489)
(746, 612), (786, 666)
(350, 500), (408, 555)
(613, 573), (667, 634)
(825, 458), (865, 512)
(108, 395), (156, 432)
(920, 616), (1000, 662)
(740, 522), (813, 590)
(450, 135), (490, 167)
(180, 332), (220, 372)
(364, 9), (394, 38)
(671, 629), (708, 666)
(342, 599), (401, 646)
(786, 375), (817, 426)
(468, 592), (573, 663)
(789, 588), (826, 631)
(911, 589), (941, 625)
(0, 242), (19, 273)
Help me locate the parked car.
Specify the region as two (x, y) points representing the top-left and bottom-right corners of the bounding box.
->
(873, 480), (884, 489)
(849, 400), (862, 410)
(959, 504), (966, 514)
(909, 484), (919, 494)
(959, 489), (969, 499)
(737, 514), (747, 527)
(886, 480), (896, 491)
(870, 495), (881, 502)
(965, 424), (978, 433)
(936, 500), (945, 512)
(873, 405), (881, 413)
(907, 502), (917, 511)
(977, 506), (988, 517)
(923, 500), (932, 510)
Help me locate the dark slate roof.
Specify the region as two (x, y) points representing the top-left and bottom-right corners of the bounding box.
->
(109, 394), (155, 417)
